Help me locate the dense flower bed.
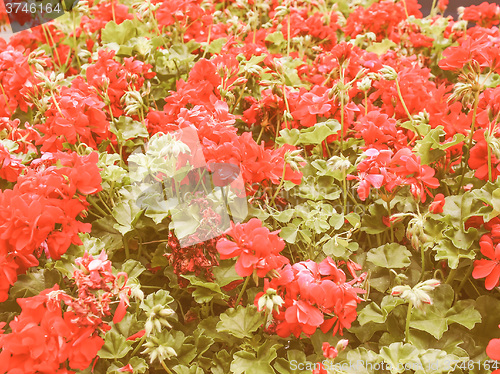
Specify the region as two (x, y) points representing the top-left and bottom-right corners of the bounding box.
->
(1, 0), (500, 373)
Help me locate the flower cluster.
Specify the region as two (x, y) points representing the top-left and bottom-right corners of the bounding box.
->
(0, 152), (101, 301)
(217, 218), (288, 278)
(348, 147), (439, 202)
(73, 250), (131, 326)
(0, 251), (127, 373)
(255, 258), (365, 338)
(0, 286), (104, 373)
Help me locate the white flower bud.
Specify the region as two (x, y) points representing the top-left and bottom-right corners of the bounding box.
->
(358, 76), (372, 91)
(379, 65), (398, 81)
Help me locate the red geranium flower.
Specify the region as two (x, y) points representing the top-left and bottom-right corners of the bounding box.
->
(216, 218), (288, 277)
(473, 235), (500, 290)
(429, 193), (445, 214)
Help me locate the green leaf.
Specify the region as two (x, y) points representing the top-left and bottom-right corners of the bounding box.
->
(181, 274), (227, 303)
(274, 350), (310, 374)
(379, 343), (420, 373)
(98, 331), (133, 359)
(211, 350), (232, 374)
(111, 313), (144, 341)
(277, 120), (340, 146)
(140, 289), (174, 313)
(128, 357), (148, 374)
(112, 201), (144, 236)
(105, 356), (149, 374)
(471, 295), (500, 353)
(361, 204), (390, 234)
(366, 244), (412, 268)
(170, 204), (201, 240)
(102, 20), (138, 45)
(111, 116), (149, 143)
(410, 285), (481, 340)
(120, 259), (146, 279)
(358, 296), (406, 325)
(217, 305), (266, 339)
(10, 269), (61, 300)
(231, 341), (278, 374)
(91, 216), (124, 256)
(173, 365), (204, 374)
(276, 128), (301, 146)
(204, 38), (227, 55)
(213, 260), (243, 287)
(343, 347), (382, 374)
(280, 224), (299, 244)
(366, 39), (397, 55)
(197, 317), (237, 344)
(265, 31), (286, 53)
(298, 120), (341, 145)
(329, 213), (345, 230)
(433, 238), (476, 269)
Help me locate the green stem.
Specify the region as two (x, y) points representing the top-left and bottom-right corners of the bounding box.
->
(111, 0), (116, 23)
(233, 72), (249, 111)
(287, 13), (291, 57)
(142, 239), (169, 245)
(395, 77), (413, 126)
(160, 360), (174, 374)
(235, 275), (251, 306)
(0, 82), (12, 116)
(429, 0), (438, 16)
(88, 196), (109, 217)
(433, 269), (445, 281)
(271, 165), (287, 206)
(342, 170), (348, 215)
(339, 70), (345, 151)
(282, 84), (291, 130)
(386, 200), (395, 242)
(324, 140), (332, 158)
(256, 125), (265, 144)
(456, 89), (481, 193)
(454, 262), (474, 302)
(419, 247), (426, 282)
(98, 193), (113, 214)
(402, 0), (409, 18)
(72, 12), (81, 69)
(488, 139), (493, 182)
(445, 267), (457, 285)
(130, 333), (147, 357)
(405, 300), (413, 343)
(364, 91), (368, 117)
(51, 91), (65, 118)
(123, 237), (130, 259)
(201, 24), (212, 59)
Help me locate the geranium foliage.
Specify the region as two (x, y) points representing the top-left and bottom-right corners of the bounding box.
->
(1, 0), (500, 373)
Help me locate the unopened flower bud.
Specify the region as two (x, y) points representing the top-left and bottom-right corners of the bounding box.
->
(391, 285), (410, 296)
(145, 319), (154, 336)
(358, 76), (372, 91)
(335, 339), (349, 351)
(257, 288), (284, 313)
(392, 280), (439, 309)
(379, 65), (398, 81)
(159, 308), (175, 318)
(416, 279), (440, 292)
